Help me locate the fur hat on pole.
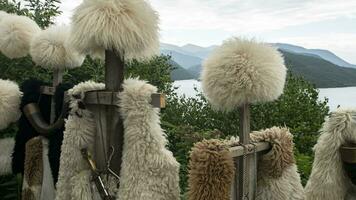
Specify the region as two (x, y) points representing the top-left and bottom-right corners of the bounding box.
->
(30, 26), (85, 69)
(0, 79), (22, 130)
(70, 0), (160, 60)
(201, 37), (287, 112)
(0, 11), (10, 23)
(305, 109), (356, 200)
(0, 14), (41, 58)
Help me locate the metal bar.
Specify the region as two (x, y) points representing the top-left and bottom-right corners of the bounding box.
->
(229, 142), (271, 158)
(84, 91), (165, 108)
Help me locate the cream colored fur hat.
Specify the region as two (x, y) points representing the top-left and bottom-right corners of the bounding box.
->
(30, 26), (85, 69)
(201, 37), (287, 112)
(70, 0), (160, 60)
(0, 14), (41, 58)
(0, 79), (22, 130)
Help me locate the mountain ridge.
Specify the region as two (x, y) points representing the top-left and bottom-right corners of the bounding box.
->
(161, 43), (356, 88)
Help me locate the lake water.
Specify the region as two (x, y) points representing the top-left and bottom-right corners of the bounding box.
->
(173, 80), (356, 111)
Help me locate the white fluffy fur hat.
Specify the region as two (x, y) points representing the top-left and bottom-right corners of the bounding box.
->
(30, 26), (85, 69)
(201, 37), (287, 111)
(0, 14), (41, 58)
(0, 79), (22, 130)
(0, 11), (10, 23)
(70, 0), (160, 60)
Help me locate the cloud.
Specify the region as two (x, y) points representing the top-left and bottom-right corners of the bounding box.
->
(150, 0), (356, 33)
(278, 33), (356, 63)
(56, 0), (356, 63)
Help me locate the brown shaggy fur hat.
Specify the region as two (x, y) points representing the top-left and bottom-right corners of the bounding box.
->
(188, 139), (235, 200)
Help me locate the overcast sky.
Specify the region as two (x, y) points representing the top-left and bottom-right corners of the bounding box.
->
(57, 0), (356, 63)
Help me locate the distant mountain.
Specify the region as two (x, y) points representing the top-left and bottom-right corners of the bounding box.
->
(187, 65), (202, 78)
(169, 60), (195, 80)
(162, 43), (356, 87)
(161, 49), (202, 69)
(282, 50), (356, 88)
(274, 43), (356, 68)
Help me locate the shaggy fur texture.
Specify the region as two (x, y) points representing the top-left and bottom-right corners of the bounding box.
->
(117, 78), (180, 200)
(0, 137), (15, 175)
(250, 127), (304, 200)
(22, 137), (43, 200)
(57, 79), (179, 200)
(0, 11), (9, 23)
(55, 81), (104, 200)
(190, 127), (304, 200)
(70, 0), (159, 60)
(30, 26), (85, 69)
(201, 38), (287, 112)
(305, 109), (356, 200)
(0, 14), (41, 58)
(0, 79), (22, 130)
(187, 139), (235, 200)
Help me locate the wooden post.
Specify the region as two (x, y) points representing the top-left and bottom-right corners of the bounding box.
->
(104, 50), (124, 177)
(231, 102), (256, 200)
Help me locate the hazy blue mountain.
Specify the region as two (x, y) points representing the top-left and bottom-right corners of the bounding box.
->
(274, 43), (356, 68)
(161, 49), (202, 69)
(187, 65), (202, 78)
(161, 42), (356, 87)
(169, 60), (195, 80)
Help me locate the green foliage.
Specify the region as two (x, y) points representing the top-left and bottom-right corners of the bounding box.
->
(0, 0), (61, 28)
(295, 151), (314, 186)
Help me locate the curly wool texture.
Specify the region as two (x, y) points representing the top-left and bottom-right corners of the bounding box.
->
(0, 138), (15, 175)
(0, 79), (22, 130)
(194, 127), (303, 200)
(117, 78), (180, 200)
(187, 139), (235, 200)
(250, 127), (304, 200)
(201, 38), (286, 111)
(55, 81), (104, 200)
(305, 109), (356, 200)
(250, 127), (295, 178)
(70, 0), (159, 60)
(0, 14), (41, 58)
(30, 26), (85, 69)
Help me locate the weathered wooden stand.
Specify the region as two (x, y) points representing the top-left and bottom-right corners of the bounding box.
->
(230, 103), (271, 200)
(83, 50), (165, 189)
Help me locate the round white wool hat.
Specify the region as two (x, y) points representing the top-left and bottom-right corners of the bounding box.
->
(70, 0), (160, 60)
(0, 14), (41, 58)
(0, 79), (22, 130)
(30, 26), (85, 69)
(201, 37), (287, 112)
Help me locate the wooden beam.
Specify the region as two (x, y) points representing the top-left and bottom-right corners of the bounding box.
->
(229, 142), (271, 158)
(84, 91), (166, 108)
